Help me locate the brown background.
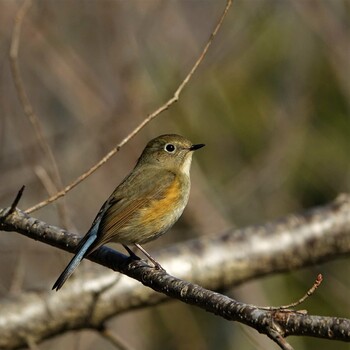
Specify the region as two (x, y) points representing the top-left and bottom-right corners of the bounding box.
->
(1, 1), (350, 349)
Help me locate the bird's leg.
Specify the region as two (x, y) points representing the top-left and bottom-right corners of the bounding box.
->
(134, 243), (165, 271)
(122, 244), (140, 260)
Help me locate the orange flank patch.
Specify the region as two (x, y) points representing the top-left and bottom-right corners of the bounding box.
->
(140, 176), (181, 227)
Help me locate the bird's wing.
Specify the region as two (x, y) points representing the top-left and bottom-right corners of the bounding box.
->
(92, 168), (177, 249)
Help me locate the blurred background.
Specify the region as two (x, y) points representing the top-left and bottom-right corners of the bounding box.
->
(1, 0), (350, 349)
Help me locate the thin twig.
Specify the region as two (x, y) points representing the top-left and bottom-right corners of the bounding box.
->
(0, 186), (25, 223)
(0, 186), (24, 224)
(260, 274), (323, 311)
(9, 0), (70, 227)
(9, 186), (25, 215)
(267, 326), (295, 350)
(279, 274), (323, 310)
(26, 336), (40, 350)
(25, 0), (233, 214)
(100, 327), (135, 350)
(9, 250), (26, 295)
(34, 166), (70, 229)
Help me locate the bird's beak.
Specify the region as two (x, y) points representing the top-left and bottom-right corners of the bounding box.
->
(189, 143), (205, 151)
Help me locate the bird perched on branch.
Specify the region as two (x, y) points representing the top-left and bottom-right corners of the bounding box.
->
(53, 134), (205, 290)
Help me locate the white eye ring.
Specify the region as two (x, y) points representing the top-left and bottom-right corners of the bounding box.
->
(164, 143), (176, 153)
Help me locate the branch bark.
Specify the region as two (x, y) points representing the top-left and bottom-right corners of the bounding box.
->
(1, 194), (350, 348)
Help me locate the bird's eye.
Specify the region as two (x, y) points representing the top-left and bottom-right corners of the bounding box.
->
(164, 143), (176, 153)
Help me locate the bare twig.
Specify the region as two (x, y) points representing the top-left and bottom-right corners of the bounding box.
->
(9, 250), (26, 295)
(280, 274), (323, 310)
(260, 274), (323, 311)
(0, 185), (25, 224)
(9, 186), (25, 215)
(9, 0), (32, 59)
(9, 0), (70, 227)
(26, 336), (39, 350)
(34, 166), (71, 229)
(25, 0), (233, 214)
(267, 326), (294, 350)
(100, 327), (135, 350)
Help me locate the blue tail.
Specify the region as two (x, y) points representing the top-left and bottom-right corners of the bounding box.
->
(52, 232), (97, 291)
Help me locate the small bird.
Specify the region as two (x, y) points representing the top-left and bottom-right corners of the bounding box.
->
(52, 134), (204, 290)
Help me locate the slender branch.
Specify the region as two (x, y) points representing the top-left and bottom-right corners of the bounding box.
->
(279, 274), (323, 310)
(1, 194), (350, 348)
(9, 185), (25, 214)
(99, 327), (135, 350)
(25, 337), (39, 350)
(9, 0), (70, 227)
(25, 0), (233, 214)
(267, 327), (294, 350)
(261, 274), (324, 311)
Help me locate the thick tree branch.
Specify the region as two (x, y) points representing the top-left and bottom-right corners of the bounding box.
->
(1, 195), (350, 348)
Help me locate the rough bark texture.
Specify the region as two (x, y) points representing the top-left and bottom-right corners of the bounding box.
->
(1, 195), (350, 348)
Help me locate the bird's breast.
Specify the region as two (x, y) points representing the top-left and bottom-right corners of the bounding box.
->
(136, 174), (190, 242)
